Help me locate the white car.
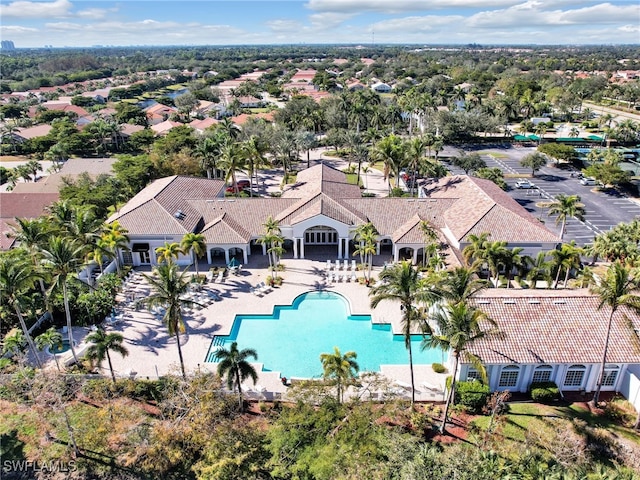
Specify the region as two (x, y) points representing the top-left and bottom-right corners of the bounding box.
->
(515, 179), (536, 189)
(580, 177), (597, 186)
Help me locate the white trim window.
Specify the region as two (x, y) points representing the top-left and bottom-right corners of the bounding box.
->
(602, 364), (620, 387)
(466, 368), (481, 381)
(499, 365), (520, 388)
(532, 365), (553, 383)
(563, 364), (586, 388)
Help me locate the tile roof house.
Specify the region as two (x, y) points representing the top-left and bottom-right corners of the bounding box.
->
(109, 164), (558, 268)
(0, 192), (59, 250)
(451, 291), (640, 396)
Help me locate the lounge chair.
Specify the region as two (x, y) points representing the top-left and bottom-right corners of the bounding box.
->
(217, 271), (225, 283)
(352, 259), (357, 271)
(326, 260), (332, 271)
(336, 259), (342, 270)
(351, 272), (357, 282)
(331, 273), (337, 283)
(342, 259), (347, 270)
(251, 287), (261, 296)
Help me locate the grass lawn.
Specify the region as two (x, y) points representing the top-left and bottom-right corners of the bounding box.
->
(476, 151), (509, 158)
(166, 83), (187, 91)
(344, 172), (364, 188)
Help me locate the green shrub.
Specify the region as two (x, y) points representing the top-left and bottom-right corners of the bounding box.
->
(432, 363), (446, 374)
(529, 381), (560, 403)
(455, 380), (490, 413)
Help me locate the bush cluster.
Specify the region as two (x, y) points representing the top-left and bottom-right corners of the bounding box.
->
(455, 380), (490, 413)
(432, 363), (446, 374)
(529, 381), (560, 402)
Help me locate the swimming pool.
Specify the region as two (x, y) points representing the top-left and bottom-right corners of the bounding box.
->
(46, 339), (72, 355)
(205, 291), (446, 378)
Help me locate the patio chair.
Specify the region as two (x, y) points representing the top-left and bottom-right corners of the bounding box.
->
(345, 274), (351, 282)
(251, 287), (261, 296)
(343, 259), (349, 270)
(331, 273), (337, 283)
(217, 270), (225, 283)
(351, 272), (357, 282)
(352, 259), (357, 271)
(326, 260), (332, 271)
(336, 259), (342, 270)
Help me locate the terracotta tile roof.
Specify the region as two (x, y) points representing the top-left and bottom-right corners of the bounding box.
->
(282, 163), (361, 199)
(467, 295), (640, 365)
(188, 198), (299, 237)
(425, 175), (559, 244)
(0, 192), (59, 250)
(344, 198), (455, 239)
(15, 124), (52, 139)
(58, 157), (116, 176)
(120, 124), (146, 136)
(151, 120), (184, 135)
(201, 212), (252, 244)
(230, 112), (274, 126)
(108, 176), (225, 235)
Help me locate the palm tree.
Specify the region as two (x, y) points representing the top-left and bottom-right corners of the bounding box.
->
(35, 327), (63, 372)
(2, 330), (25, 356)
(436, 265), (488, 305)
(100, 222), (130, 274)
(0, 256), (43, 368)
(214, 341), (258, 411)
(590, 262), (640, 405)
(525, 252), (552, 289)
(155, 242), (183, 265)
(320, 346), (359, 403)
(242, 135), (268, 196)
(422, 302), (500, 433)
(353, 222), (377, 281)
(547, 194), (586, 241)
(10, 217), (50, 296)
(181, 233), (206, 276)
(462, 232), (490, 267)
(144, 262), (193, 379)
(219, 140), (246, 197)
(85, 328), (129, 383)
(41, 236), (84, 365)
(419, 220), (438, 266)
(502, 247), (524, 288)
(370, 261), (440, 405)
(371, 134), (406, 191)
(483, 240), (508, 287)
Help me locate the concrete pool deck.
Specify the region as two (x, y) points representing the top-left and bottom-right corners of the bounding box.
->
(106, 257), (448, 401)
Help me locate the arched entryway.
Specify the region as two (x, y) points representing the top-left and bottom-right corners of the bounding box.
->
(209, 247), (226, 266)
(298, 225), (347, 259)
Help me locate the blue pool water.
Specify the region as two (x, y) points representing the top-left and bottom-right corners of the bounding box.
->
(206, 291), (446, 378)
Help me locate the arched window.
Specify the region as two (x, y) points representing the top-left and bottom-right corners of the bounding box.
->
(563, 364), (586, 388)
(602, 364), (620, 387)
(532, 365), (553, 383)
(499, 365), (520, 388)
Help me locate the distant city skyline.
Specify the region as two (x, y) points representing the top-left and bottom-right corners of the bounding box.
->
(0, 0), (639, 48)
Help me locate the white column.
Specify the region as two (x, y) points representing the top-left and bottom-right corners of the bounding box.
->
(262, 243), (267, 255)
(412, 248), (418, 265)
(293, 238), (298, 259)
(338, 237), (343, 259)
(300, 239), (305, 259)
(207, 247), (212, 263)
(393, 245), (399, 263)
(243, 246), (248, 264)
(224, 249), (230, 264)
(343, 238), (349, 259)
(376, 241), (381, 255)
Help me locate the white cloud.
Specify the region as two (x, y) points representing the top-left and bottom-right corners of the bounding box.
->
(370, 15), (464, 33)
(308, 12), (356, 28)
(466, 1), (640, 28)
(306, 0), (522, 13)
(0, 0), (72, 18)
(266, 19), (303, 32)
(0, 25), (39, 33)
(75, 8), (111, 20)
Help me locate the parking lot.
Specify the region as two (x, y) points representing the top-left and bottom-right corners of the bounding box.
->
(449, 146), (640, 245)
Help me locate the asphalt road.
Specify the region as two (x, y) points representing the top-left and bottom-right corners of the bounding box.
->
(449, 146), (640, 246)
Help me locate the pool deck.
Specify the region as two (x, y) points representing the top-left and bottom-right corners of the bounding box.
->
(104, 257), (449, 401)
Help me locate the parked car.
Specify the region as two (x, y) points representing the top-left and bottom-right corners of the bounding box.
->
(580, 177), (597, 186)
(226, 180), (250, 192)
(515, 179), (536, 189)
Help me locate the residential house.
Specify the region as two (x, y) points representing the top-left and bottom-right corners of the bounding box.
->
(0, 192), (59, 250)
(371, 82), (392, 93)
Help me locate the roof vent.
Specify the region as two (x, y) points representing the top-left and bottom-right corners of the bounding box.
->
(553, 300), (566, 305)
(174, 210), (186, 220)
(528, 300), (540, 304)
(503, 300), (516, 304)
(477, 300), (491, 304)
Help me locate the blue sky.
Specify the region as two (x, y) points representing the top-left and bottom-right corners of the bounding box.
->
(1, 0), (638, 48)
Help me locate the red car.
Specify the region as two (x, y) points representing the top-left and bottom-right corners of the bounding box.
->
(226, 180), (250, 193)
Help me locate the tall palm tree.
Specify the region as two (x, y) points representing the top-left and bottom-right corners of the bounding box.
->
(436, 265), (488, 305)
(0, 256), (43, 368)
(483, 240), (508, 287)
(35, 327), (63, 372)
(155, 242), (183, 265)
(214, 341), (258, 411)
(462, 232), (491, 267)
(370, 261), (440, 405)
(353, 222), (377, 281)
(144, 262), (194, 379)
(41, 236), (84, 365)
(525, 252), (552, 289)
(100, 222), (130, 274)
(219, 140), (246, 197)
(181, 233), (206, 276)
(419, 220), (438, 267)
(589, 262), (640, 405)
(422, 302), (500, 433)
(242, 135), (268, 196)
(10, 217), (51, 295)
(370, 134), (406, 191)
(320, 346), (359, 403)
(502, 247), (524, 288)
(85, 328), (129, 383)
(547, 194), (586, 241)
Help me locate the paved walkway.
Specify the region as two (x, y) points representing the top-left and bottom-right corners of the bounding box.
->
(98, 256), (447, 401)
